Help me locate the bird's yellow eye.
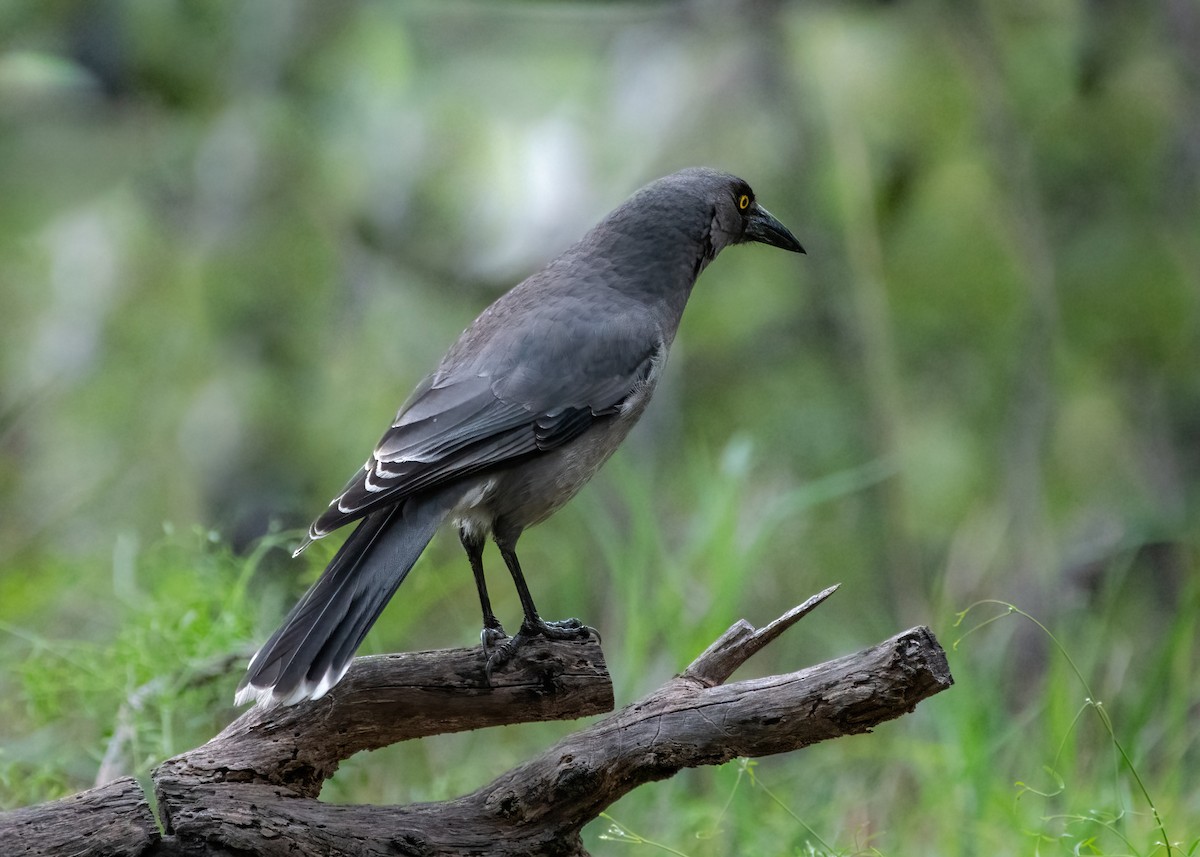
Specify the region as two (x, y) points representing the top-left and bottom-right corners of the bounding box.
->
(738, 194), (751, 210)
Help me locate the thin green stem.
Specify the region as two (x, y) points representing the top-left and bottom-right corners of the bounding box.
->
(956, 600), (1173, 855)
(597, 813), (693, 857)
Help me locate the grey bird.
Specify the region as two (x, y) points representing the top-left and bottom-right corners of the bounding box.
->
(236, 168), (804, 707)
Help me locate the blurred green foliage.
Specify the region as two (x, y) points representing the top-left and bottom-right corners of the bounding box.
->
(1, 0), (1197, 853)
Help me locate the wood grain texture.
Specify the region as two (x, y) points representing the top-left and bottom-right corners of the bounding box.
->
(0, 593), (954, 856)
(157, 634), (613, 798)
(0, 777), (157, 857)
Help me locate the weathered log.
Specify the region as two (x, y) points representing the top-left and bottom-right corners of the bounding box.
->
(1, 587), (954, 856)
(1, 776), (158, 856)
(156, 634), (614, 798)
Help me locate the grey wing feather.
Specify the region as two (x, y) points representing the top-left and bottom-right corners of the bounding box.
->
(306, 322), (660, 540)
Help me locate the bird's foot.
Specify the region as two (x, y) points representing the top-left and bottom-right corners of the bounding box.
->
(533, 616), (591, 640)
(484, 616), (596, 679)
(480, 623), (509, 651)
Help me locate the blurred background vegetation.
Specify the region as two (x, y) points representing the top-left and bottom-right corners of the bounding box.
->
(1, 0), (1197, 854)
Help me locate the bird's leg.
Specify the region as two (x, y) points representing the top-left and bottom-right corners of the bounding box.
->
(485, 528), (593, 674)
(496, 541), (587, 637)
(459, 524), (507, 651)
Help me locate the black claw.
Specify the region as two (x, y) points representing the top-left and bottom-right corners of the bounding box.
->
(480, 624), (508, 650)
(481, 623), (510, 685)
(485, 640), (521, 681)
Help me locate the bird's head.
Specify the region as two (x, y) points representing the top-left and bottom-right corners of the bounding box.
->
(680, 168), (805, 257)
(608, 168), (804, 278)
(568, 168), (804, 296)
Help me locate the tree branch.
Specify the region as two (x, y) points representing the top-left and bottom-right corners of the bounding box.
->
(2, 589), (954, 857)
(157, 635), (613, 799)
(0, 777), (158, 857)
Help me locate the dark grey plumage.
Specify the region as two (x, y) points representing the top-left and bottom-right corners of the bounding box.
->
(237, 168), (804, 707)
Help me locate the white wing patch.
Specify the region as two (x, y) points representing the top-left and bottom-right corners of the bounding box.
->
(620, 342), (666, 416)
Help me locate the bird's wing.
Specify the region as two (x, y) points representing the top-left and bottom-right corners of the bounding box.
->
(304, 314), (661, 541)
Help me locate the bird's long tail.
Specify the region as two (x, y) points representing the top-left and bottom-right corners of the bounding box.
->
(235, 489), (458, 707)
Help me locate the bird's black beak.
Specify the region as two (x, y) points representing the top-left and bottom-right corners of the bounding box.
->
(744, 203), (805, 254)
